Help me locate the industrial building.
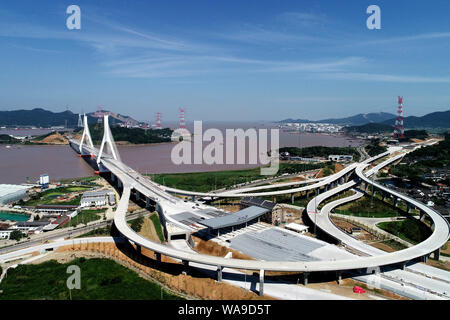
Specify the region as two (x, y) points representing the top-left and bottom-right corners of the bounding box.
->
(80, 189), (115, 207)
(33, 204), (78, 214)
(0, 184), (30, 205)
(328, 155), (353, 162)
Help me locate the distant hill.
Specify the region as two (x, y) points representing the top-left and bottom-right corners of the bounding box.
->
(87, 109), (142, 126)
(381, 110), (450, 129)
(318, 112), (396, 125)
(0, 108), (96, 127)
(344, 122), (393, 134)
(280, 110), (450, 129)
(279, 112), (396, 126)
(0, 107), (145, 128)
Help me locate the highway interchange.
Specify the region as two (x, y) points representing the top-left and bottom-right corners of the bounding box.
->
(1, 116), (449, 300)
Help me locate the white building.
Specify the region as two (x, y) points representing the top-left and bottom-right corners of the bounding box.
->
(80, 190), (115, 208)
(285, 222), (309, 234)
(0, 229), (13, 240)
(328, 155), (353, 162)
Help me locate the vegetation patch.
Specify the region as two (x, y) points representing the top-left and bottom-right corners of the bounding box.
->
(149, 214), (165, 243)
(150, 163), (326, 193)
(334, 195), (403, 218)
(129, 216), (144, 232)
(0, 258), (182, 300)
(61, 209), (105, 228)
(376, 219), (432, 244)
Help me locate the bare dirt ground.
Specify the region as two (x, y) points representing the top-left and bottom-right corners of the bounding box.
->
(425, 259), (450, 272)
(33, 132), (68, 145)
(138, 214), (161, 243)
(330, 217), (378, 242)
(192, 236), (254, 261)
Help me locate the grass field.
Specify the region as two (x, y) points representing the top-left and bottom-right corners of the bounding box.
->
(61, 209), (105, 228)
(150, 213), (165, 243)
(149, 163), (326, 192)
(0, 258), (182, 300)
(23, 186), (92, 206)
(334, 195), (404, 218)
(377, 219), (432, 244)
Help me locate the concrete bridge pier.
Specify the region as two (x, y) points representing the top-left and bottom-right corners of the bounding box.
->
(111, 174), (115, 183)
(433, 248), (440, 261)
(303, 272), (309, 286)
(118, 180), (123, 189)
(217, 266), (223, 282)
(259, 269), (264, 296)
(135, 191), (140, 201)
(324, 185), (328, 192)
(182, 260), (189, 275)
(336, 271), (342, 285)
(306, 191), (309, 199)
(394, 197), (398, 207)
(146, 197), (151, 208)
(422, 255), (429, 263)
(291, 194), (295, 204)
(155, 252), (161, 262)
(136, 244), (141, 254)
(191, 195), (195, 202)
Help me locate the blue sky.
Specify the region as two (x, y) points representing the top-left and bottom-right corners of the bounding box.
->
(0, 0), (449, 122)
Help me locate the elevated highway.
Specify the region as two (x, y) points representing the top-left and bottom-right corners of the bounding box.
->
(64, 118), (449, 297)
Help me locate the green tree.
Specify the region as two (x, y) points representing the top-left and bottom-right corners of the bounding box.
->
(9, 230), (23, 241)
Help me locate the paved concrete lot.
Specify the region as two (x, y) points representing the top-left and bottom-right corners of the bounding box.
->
(229, 228), (325, 262)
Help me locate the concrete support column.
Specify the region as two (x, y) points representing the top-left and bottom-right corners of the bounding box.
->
(303, 272), (309, 286)
(182, 260), (189, 275)
(291, 194), (295, 204)
(394, 198), (398, 207)
(118, 180), (123, 189)
(325, 185), (328, 192)
(146, 197), (151, 208)
(135, 191), (140, 201)
(155, 252), (161, 262)
(111, 174), (115, 182)
(433, 248), (440, 261)
(191, 195), (195, 201)
(406, 204), (411, 214)
(273, 196), (276, 203)
(306, 191), (309, 199)
(336, 271), (342, 285)
(136, 244), (141, 254)
(217, 266), (223, 282)
(259, 269), (265, 296)
(422, 255), (429, 263)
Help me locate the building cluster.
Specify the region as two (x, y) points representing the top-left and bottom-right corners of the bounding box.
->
(280, 152), (353, 163)
(0, 184), (117, 240)
(282, 122), (343, 133)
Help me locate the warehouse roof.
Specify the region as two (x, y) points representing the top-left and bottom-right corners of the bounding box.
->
(0, 184), (30, 198)
(198, 206), (269, 229)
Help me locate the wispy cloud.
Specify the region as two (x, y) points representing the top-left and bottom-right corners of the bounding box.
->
(319, 72), (450, 83)
(359, 32), (450, 45)
(276, 11), (328, 28)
